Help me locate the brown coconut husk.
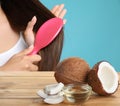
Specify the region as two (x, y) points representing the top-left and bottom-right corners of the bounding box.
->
(54, 57), (90, 85)
(87, 61), (119, 96)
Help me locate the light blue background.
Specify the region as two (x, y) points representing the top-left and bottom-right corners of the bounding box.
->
(41, 0), (120, 72)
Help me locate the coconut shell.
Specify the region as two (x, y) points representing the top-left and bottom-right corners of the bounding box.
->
(87, 61), (119, 96)
(54, 57), (90, 84)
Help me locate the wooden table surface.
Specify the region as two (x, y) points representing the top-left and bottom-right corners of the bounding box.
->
(0, 72), (119, 106)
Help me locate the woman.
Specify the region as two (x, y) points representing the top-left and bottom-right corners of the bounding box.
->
(0, 0), (66, 71)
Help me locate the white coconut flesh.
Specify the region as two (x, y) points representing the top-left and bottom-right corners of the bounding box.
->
(37, 83), (65, 104)
(98, 62), (119, 93)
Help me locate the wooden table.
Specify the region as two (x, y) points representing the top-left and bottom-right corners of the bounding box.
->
(0, 72), (120, 106)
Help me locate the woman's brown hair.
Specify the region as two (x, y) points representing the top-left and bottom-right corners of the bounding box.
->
(0, 0), (64, 71)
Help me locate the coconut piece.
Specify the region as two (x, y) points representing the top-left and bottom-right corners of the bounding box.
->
(44, 82), (64, 95)
(54, 57), (90, 84)
(44, 83), (58, 94)
(37, 90), (48, 98)
(37, 89), (64, 104)
(87, 61), (119, 96)
(37, 83), (65, 104)
(44, 95), (64, 104)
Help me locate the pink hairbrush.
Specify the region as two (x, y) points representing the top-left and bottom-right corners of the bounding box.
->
(29, 17), (63, 55)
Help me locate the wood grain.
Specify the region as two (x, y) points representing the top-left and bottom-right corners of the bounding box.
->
(0, 72), (56, 99)
(0, 72), (120, 106)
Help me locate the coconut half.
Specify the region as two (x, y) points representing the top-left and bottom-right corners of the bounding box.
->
(87, 61), (119, 96)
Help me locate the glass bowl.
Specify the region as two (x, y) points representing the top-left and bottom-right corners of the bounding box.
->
(62, 83), (92, 104)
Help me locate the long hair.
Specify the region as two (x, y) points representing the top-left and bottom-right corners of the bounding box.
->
(0, 0), (64, 71)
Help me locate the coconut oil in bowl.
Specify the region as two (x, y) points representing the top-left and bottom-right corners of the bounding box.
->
(62, 84), (92, 104)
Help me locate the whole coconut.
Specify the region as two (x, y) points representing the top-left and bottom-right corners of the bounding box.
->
(54, 57), (90, 84)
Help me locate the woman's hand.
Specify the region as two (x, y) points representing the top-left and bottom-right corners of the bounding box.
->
(24, 16), (37, 46)
(0, 46), (41, 71)
(51, 4), (67, 24)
